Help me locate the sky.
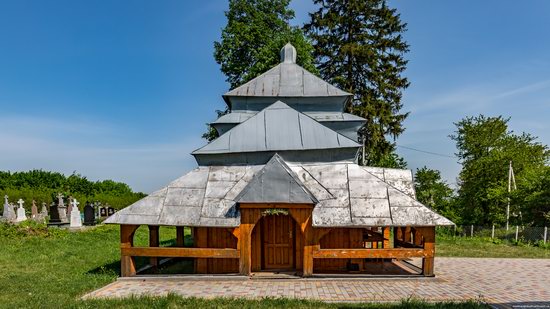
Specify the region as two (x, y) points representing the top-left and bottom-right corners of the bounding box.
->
(0, 0), (549, 193)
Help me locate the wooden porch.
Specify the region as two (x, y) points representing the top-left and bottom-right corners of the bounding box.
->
(119, 204), (436, 277)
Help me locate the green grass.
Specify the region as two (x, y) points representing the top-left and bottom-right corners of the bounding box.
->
(0, 222), (528, 308)
(437, 235), (550, 258)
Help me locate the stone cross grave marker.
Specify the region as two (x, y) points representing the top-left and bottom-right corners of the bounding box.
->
(84, 203), (95, 226)
(41, 202), (48, 217)
(16, 199), (27, 222)
(31, 200), (38, 218)
(57, 193), (68, 222)
(66, 196), (73, 217)
(2, 195), (16, 222)
(70, 199), (82, 228)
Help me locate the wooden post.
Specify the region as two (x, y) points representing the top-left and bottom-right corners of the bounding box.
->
(383, 227), (390, 248)
(303, 224), (314, 277)
(515, 226), (519, 241)
(120, 224), (139, 277)
(404, 226), (412, 243)
(194, 227), (208, 273)
(176, 226), (185, 247)
(238, 209), (261, 276)
(413, 228), (422, 246)
(420, 227), (435, 277)
(393, 227), (402, 247)
(148, 225), (159, 271)
(470, 225), (474, 237)
(544, 227), (548, 243)
(491, 225), (495, 239)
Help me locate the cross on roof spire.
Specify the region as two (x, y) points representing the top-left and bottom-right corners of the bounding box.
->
(280, 42), (296, 64)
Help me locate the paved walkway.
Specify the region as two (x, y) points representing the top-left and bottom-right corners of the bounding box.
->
(84, 258), (550, 306)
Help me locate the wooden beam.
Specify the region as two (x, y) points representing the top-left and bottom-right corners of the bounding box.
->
(238, 208), (261, 275)
(148, 225), (159, 272)
(418, 227), (435, 276)
(383, 227), (390, 248)
(176, 226), (185, 247)
(122, 247), (240, 258)
(120, 224), (139, 277)
(239, 203), (314, 209)
(313, 248), (427, 259)
(194, 227), (208, 274)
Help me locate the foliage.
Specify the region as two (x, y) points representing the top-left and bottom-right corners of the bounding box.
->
(261, 208), (289, 216)
(450, 115), (549, 225)
(370, 149), (407, 169)
(436, 234), (549, 258)
(0, 170), (146, 210)
(414, 167), (458, 223)
(205, 0), (317, 142)
(214, 0), (317, 90)
(304, 0), (410, 166)
(0, 221), (67, 238)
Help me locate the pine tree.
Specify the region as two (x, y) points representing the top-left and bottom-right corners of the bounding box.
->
(204, 0), (317, 141)
(304, 0), (410, 166)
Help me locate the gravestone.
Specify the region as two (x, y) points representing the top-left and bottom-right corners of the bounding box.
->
(15, 199), (27, 222)
(31, 200), (38, 219)
(66, 196), (73, 217)
(57, 194), (68, 222)
(40, 202), (48, 218)
(70, 199), (82, 228)
(2, 195), (16, 222)
(99, 207), (107, 217)
(83, 203), (95, 226)
(49, 202), (60, 223)
(107, 207), (115, 216)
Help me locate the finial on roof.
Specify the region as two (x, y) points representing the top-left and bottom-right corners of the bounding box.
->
(280, 43), (296, 64)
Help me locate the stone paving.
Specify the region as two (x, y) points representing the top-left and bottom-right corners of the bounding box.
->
(83, 258), (550, 306)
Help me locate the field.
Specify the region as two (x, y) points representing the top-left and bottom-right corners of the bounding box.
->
(2, 222), (548, 308)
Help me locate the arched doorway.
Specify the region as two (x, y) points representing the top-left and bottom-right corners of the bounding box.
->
(251, 214), (302, 272)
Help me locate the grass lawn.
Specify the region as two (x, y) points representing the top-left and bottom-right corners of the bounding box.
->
(3, 222), (545, 308)
(437, 235), (550, 258)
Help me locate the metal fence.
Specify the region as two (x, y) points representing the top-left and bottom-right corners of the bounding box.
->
(437, 225), (549, 243)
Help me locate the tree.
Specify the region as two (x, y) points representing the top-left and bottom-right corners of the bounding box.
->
(414, 167), (458, 223)
(450, 115), (549, 225)
(214, 0), (317, 89)
(304, 0), (410, 166)
(205, 0), (317, 141)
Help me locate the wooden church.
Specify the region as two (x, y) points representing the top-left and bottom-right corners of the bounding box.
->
(105, 43), (453, 277)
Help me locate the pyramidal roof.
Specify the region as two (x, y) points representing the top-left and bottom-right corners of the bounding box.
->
(192, 101), (361, 155)
(223, 43), (351, 101)
(236, 154), (317, 204)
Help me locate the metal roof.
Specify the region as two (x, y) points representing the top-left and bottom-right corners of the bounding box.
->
(105, 156), (454, 227)
(212, 111), (366, 125)
(192, 101), (361, 155)
(223, 44), (351, 101)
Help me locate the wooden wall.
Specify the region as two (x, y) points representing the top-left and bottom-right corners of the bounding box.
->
(314, 228), (364, 272)
(194, 227), (238, 273)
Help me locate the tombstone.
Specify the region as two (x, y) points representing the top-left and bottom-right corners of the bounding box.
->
(99, 207), (107, 217)
(15, 199), (27, 222)
(66, 196), (73, 217)
(31, 200), (38, 219)
(107, 207), (115, 216)
(2, 195), (16, 222)
(70, 199), (82, 228)
(83, 203), (96, 226)
(57, 193), (68, 222)
(49, 202), (61, 223)
(40, 202), (48, 218)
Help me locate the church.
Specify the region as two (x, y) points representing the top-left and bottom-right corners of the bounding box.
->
(105, 43), (453, 277)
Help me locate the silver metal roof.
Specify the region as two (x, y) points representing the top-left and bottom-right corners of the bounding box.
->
(212, 111), (366, 125)
(193, 101), (360, 155)
(223, 44), (351, 100)
(105, 156), (454, 227)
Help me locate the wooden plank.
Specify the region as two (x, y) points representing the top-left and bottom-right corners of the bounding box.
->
(404, 227), (412, 242)
(148, 225), (160, 271)
(122, 247), (240, 258)
(120, 225), (139, 277)
(383, 227), (390, 248)
(313, 248), (427, 259)
(240, 203), (314, 209)
(176, 226), (185, 247)
(194, 227), (208, 274)
(238, 208), (261, 275)
(418, 227), (435, 276)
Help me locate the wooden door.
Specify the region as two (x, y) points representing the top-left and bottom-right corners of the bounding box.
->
(262, 215), (294, 270)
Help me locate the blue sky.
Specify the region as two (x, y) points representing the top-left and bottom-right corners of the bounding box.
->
(1, 0), (549, 193)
